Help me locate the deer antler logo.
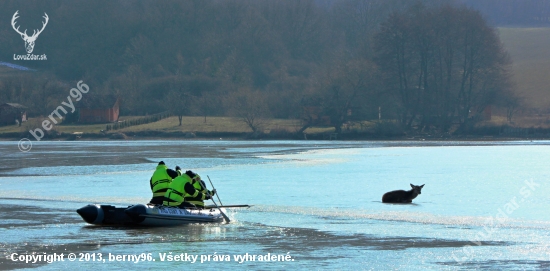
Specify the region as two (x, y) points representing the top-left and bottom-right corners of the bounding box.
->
(11, 10), (49, 54)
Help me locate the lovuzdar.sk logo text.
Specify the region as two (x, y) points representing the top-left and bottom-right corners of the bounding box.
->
(11, 10), (48, 60)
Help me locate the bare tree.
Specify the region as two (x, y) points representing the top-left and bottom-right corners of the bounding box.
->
(374, 4), (512, 131)
(498, 88), (523, 123)
(190, 93), (218, 123)
(226, 87), (271, 133)
(306, 59), (379, 134)
(505, 97), (522, 123)
(166, 90), (187, 126)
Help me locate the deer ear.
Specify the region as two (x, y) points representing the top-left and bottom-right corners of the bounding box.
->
(420, 184), (425, 188)
(410, 183), (414, 188)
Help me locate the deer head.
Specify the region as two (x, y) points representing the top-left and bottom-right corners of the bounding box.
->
(11, 11), (49, 54)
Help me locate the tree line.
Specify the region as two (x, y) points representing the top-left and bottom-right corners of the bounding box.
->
(0, 0), (519, 133)
(374, 4), (513, 131)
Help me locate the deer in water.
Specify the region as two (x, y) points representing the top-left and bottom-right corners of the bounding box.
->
(11, 11), (49, 54)
(382, 184), (424, 203)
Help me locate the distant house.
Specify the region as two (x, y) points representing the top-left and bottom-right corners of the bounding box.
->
(0, 103), (27, 126)
(77, 95), (120, 123)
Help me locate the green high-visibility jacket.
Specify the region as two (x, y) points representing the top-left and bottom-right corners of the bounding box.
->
(163, 173), (204, 206)
(150, 165), (172, 197)
(185, 175), (212, 207)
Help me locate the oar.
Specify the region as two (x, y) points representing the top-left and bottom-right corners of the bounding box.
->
(207, 175), (224, 206)
(205, 204), (251, 209)
(198, 178), (230, 223)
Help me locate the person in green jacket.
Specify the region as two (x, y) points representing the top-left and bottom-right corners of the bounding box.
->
(184, 174), (216, 209)
(163, 170), (212, 208)
(149, 161), (179, 205)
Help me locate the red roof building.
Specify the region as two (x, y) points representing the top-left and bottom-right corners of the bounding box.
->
(77, 95), (120, 123)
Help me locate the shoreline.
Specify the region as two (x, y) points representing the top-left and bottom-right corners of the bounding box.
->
(2, 121), (550, 142)
(0, 131), (547, 142)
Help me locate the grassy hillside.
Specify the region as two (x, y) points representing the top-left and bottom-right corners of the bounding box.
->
(498, 28), (550, 110)
(0, 114), (380, 139)
(0, 116), (339, 136)
(115, 116), (302, 134)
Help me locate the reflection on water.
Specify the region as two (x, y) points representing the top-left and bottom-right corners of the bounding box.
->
(1, 140), (550, 270)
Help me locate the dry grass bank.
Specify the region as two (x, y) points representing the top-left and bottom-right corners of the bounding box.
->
(499, 27), (550, 110)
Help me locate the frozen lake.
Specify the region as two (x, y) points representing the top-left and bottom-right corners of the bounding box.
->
(0, 140), (549, 270)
